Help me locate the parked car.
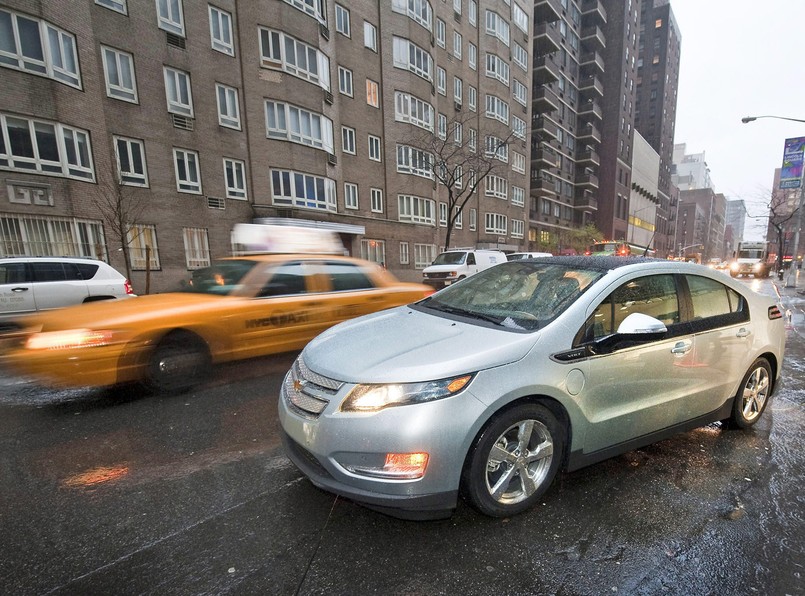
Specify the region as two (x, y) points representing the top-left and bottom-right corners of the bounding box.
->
(279, 257), (785, 519)
(0, 257), (134, 321)
(0, 254), (432, 393)
(421, 249), (506, 290)
(506, 252), (553, 261)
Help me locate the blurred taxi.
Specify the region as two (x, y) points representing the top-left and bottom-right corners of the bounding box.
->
(0, 228), (432, 393)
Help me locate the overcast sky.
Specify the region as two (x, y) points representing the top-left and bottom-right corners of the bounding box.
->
(669, 0), (805, 241)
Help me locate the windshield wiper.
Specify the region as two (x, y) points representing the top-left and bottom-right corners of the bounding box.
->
(426, 302), (504, 325)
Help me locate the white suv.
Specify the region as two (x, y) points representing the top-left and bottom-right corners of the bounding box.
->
(0, 257), (135, 320)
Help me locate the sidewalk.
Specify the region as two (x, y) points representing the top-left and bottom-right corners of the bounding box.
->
(773, 268), (805, 300)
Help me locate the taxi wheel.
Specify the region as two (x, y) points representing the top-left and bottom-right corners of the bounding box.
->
(145, 331), (211, 395)
(461, 403), (565, 518)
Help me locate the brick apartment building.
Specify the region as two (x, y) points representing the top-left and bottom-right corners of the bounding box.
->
(0, 0), (532, 291)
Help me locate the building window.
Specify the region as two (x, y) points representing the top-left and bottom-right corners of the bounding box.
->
(396, 145), (433, 179)
(0, 214), (105, 258)
(453, 31), (462, 59)
(164, 67), (193, 117)
(95, 0), (127, 14)
(485, 94), (509, 124)
(371, 188), (383, 213)
(114, 136), (148, 186)
(437, 114), (447, 140)
(468, 127), (477, 152)
(342, 126), (356, 154)
(485, 212), (507, 235)
(470, 208), (477, 230)
(414, 244), (437, 269)
(101, 46), (137, 102)
(216, 84), (241, 129)
(0, 9), (81, 88)
(338, 66), (353, 96)
(209, 5), (234, 55)
(437, 67), (446, 95)
(364, 21), (377, 51)
(270, 168), (337, 212)
(0, 113), (94, 181)
(485, 53), (510, 86)
(485, 10), (509, 46)
(485, 136), (508, 163)
(183, 227), (210, 269)
(394, 91), (434, 131)
(512, 2), (528, 33)
(366, 79), (380, 107)
(283, 0), (326, 23)
(127, 223), (160, 270)
(511, 186), (525, 206)
(511, 219), (524, 239)
(512, 152), (526, 174)
(400, 241), (410, 265)
(454, 77), (463, 103)
(361, 239), (385, 265)
(265, 101), (334, 153)
(259, 29), (331, 91)
(453, 122), (463, 145)
(156, 0), (185, 36)
(344, 182), (358, 209)
(439, 202), (447, 227)
(391, 0), (432, 32)
(398, 194), (435, 225)
(436, 18), (446, 47)
(512, 42), (527, 72)
(512, 79), (527, 106)
(469, 0), (477, 26)
(512, 115), (526, 140)
(335, 4), (350, 37)
(368, 135), (382, 161)
(468, 42), (477, 70)
(485, 175), (508, 199)
(173, 148), (201, 194)
(655, 18), (663, 28)
(468, 85), (477, 111)
(392, 37), (433, 82)
(454, 206), (463, 229)
(223, 157), (246, 199)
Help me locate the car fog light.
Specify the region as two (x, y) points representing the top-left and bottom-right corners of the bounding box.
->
(347, 452), (429, 480)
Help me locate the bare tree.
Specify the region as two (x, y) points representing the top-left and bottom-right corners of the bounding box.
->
(401, 112), (520, 251)
(91, 169), (148, 283)
(765, 187), (800, 270)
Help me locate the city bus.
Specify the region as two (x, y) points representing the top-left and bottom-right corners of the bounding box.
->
(585, 241), (656, 258)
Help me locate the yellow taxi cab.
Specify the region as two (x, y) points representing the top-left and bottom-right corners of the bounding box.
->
(0, 229), (432, 393)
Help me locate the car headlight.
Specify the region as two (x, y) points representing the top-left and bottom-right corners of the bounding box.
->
(445, 271), (458, 278)
(340, 374), (473, 412)
(26, 329), (114, 350)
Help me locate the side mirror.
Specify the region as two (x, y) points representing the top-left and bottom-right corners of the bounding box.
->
(616, 312), (668, 335)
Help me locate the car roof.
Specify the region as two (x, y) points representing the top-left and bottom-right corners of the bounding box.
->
(523, 255), (690, 272)
(0, 256), (107, 263)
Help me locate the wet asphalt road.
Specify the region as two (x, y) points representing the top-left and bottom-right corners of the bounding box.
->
(0, 277), (802, 595)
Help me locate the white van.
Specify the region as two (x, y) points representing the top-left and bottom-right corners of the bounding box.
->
(422, 249), (506, 290)
(506, 252), (553, 261)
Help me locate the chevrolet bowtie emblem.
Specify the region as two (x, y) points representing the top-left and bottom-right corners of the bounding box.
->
(293, 379), (304, 392)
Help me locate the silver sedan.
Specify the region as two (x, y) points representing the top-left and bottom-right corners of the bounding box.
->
(278, 257), (785, 519)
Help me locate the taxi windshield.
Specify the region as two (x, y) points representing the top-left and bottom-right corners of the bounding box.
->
(418, 261), (603, 331)
(183, 260), (257, 295)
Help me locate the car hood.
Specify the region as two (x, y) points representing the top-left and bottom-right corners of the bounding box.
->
(303, 306), (539, 383)
(13, 293), (232, 331)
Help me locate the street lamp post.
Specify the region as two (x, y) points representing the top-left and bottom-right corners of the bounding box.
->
(741, 115), (805, 287)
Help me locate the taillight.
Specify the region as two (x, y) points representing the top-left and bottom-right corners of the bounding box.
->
(124, 280), (134, 295)
(768, 305), (783, 320)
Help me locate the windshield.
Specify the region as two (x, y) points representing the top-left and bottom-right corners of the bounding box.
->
(737, 250), (764, 259)
(183, 260), (257, 295)
(417, 261), (603, 331)
(431, 252), (467, 265)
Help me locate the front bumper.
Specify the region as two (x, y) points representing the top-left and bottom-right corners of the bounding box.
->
(277, 366), (488, 520)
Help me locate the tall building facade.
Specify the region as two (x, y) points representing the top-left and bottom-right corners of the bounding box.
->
(672, 143), (713, 190)
(676, 188), (726, 261)
(529, 0), (603, 253)
(0, 0), (532, 291)
(634, 0), (680, 258)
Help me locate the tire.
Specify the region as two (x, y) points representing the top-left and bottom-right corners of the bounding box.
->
(145, 331), (211, 395)
(730, 358), (772, 429)
(462, 403), (565, 517)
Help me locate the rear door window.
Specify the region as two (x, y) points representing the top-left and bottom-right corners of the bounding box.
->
(323, 262), (376, 291)
(258, 262), (308, 297)
(31, 262), (67, 282)
(685, 275), (748, 330)
(0, 263), (27, 283)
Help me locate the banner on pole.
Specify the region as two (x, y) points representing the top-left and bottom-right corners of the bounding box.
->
(780, 137), (805, 189)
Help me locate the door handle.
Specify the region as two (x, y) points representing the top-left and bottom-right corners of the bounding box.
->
(671, 340), (692, 354)
(11, 287), (29, 292)
(736, 328), (750, 338)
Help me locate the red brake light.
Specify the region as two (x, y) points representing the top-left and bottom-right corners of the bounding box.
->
(124, 280), (134, 295)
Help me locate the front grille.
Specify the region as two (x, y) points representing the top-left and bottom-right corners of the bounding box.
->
(283, 356), (343, 418)
(425, 272), (449, 279)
